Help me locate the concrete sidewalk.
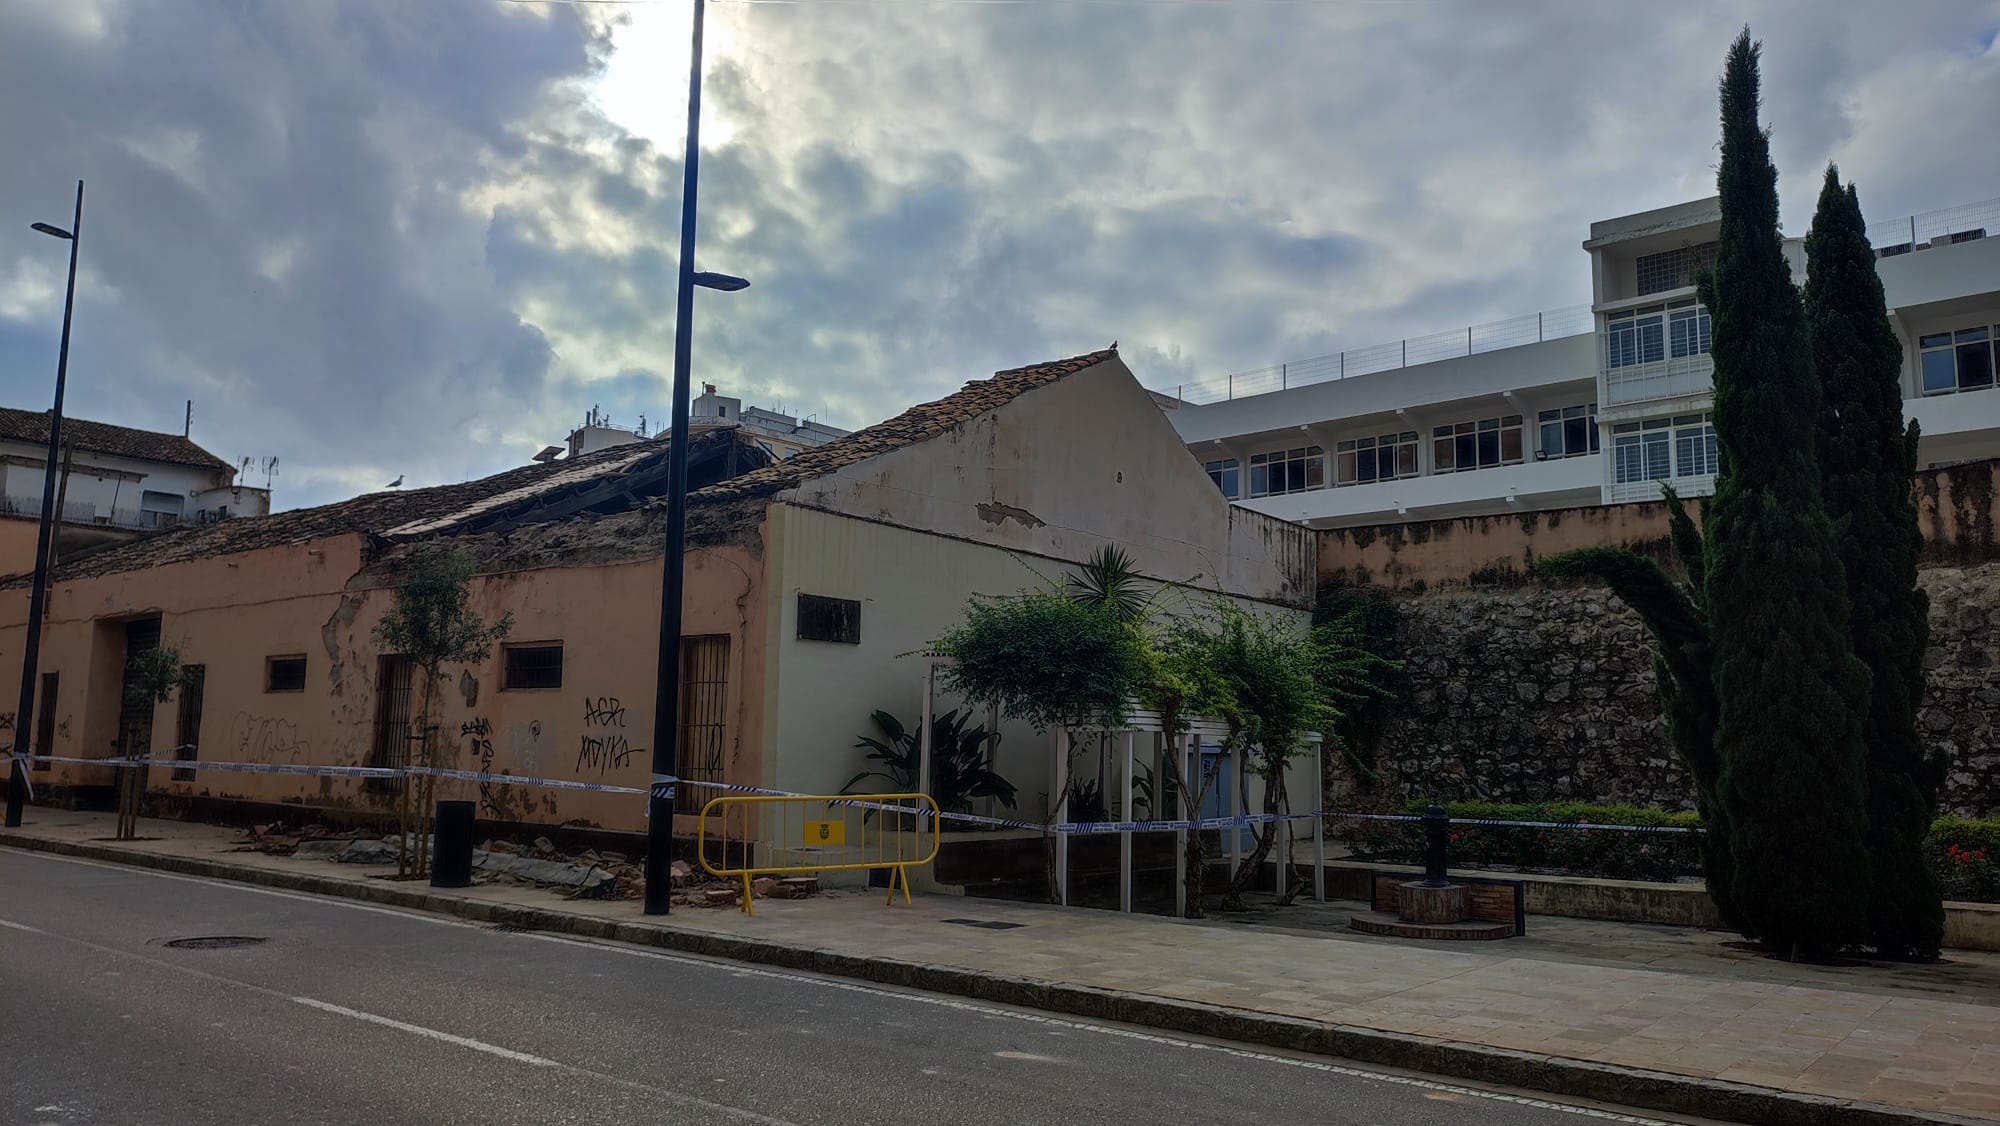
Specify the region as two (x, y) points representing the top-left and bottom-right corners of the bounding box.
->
(4, 808), (1996, 1126)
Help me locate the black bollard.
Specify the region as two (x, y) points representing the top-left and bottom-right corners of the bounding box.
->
(1421, 800), (1451, 887)
(431, 800), (476, 888)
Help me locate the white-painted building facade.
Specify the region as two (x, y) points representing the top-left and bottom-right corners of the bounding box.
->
(0, 408), (264, 531)
(1164, 196), (2000, 529)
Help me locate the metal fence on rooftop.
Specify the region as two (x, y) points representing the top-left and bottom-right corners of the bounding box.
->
(1169, 195), (2000, 407)
(1172, 304), (1594, 405)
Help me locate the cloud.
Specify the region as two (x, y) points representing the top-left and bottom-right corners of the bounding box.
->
(1, 0), (1995, 509)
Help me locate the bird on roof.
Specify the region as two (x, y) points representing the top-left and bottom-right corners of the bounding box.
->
(1109, 340), (1118, 350)
(386, 475), (404, 489)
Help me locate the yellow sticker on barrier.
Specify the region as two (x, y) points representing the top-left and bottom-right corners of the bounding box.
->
(803, 820), (845, 847)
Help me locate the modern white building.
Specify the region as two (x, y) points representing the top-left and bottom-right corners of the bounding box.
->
(545, 390), (850, 464)
(1162, 196), (2000, 529)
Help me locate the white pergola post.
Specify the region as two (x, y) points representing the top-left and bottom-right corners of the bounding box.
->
(918, 663), (935, 800)
(1119, 730), (1134, 913)
(1312, 739), (1326, 902)
(1054, 727), (1070, 907)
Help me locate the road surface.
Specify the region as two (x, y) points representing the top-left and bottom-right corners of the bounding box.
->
(0, 848), (1698, 1125)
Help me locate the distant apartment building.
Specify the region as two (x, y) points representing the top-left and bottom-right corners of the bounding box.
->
(1163, 196), (2000, 529)
(0, 408), (270, 575)
(544, 388), (850, 463)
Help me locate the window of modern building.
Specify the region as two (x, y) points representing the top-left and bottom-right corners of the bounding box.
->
(266, 656), (307, 693)
(1248, 446), (1324, 496)
(1204, 457), (1240, 499)
(1920, 325), (1997, 394)
(1431, 416), (1523, 473)
(502, 644), (565, 690)
(1613, 419), (1672, 484)
(1673, 412), (1717, 478)
(1635, 242), (1718, 296)
(1333, 431), (1419, 486)
(1607, 300), (1710, 368)
(1537, 404), (1599, 459)
(1669, 305), (1712, 358)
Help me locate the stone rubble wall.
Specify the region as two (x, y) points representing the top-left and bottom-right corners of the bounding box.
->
(1341, 562), (1999, 819)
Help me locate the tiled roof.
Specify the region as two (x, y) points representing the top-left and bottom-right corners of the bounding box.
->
(15, 440), (680, 587)
(695, 349), (1117, 504)
(14, 348), (1118, 586)
(0, 408), (232, 472)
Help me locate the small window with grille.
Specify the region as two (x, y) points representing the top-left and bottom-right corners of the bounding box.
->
(265, 656), (307, 693)
(503, 644), (565, 690)
(797, 594), (861, 644)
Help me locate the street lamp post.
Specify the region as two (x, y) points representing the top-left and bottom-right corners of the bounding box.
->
(6, 180), (84, 829)
(645, 0), (748, 914)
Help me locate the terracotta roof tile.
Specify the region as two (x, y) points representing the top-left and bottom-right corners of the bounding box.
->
(13, 348), (1118, 586)
(0, 408), (232, 472)
(695, 349), (1117, 504)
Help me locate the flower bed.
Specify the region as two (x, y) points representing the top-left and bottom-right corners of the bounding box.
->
(1930, 818), (2000, 903)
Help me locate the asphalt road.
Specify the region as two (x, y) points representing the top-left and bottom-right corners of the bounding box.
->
(0, 848), (1698, 1126)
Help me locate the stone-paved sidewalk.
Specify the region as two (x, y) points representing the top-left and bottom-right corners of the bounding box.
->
(4, 808), (1996, 1125)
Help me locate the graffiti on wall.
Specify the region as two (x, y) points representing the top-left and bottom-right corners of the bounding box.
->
(461, 717), (500, 817)
(576, 695), (640, 775)
(229, 713), (307, 763)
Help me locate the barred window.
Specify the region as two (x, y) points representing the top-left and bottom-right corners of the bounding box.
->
(503, 644), (565, 690)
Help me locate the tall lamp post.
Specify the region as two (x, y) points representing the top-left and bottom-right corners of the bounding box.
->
(6, 180), (84, 829)
(645, 0), (749, 915)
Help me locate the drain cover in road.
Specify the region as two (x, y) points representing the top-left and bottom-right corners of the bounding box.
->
(941, 918), (1025, 931)
(162, 936), (268, 950)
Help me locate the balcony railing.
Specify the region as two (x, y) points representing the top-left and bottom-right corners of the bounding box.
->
(1169, 304), (1595, 405)
(1610, 474), (1716, 505)
(2, 494), (184, 532)
(1603, 349), (1713, 407)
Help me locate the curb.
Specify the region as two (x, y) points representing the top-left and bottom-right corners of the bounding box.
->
(3, 832), (1983, 1126)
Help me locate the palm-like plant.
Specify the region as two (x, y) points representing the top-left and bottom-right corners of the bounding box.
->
(844, 708), (1018, 814)
(1066, 545), (1149, 624)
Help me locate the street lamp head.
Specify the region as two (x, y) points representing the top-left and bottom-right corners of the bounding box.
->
(691, 271), (750, 292)
(31, 222), (74, 241)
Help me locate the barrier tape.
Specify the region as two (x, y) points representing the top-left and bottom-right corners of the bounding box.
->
(13, 753), (1705, 836)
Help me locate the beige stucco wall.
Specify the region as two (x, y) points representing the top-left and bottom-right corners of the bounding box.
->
(0, 529), (770, 836)
(760, 502), (1312, 822)
(1322, 457), (2000, 591)
(781, 356), (1316, 609)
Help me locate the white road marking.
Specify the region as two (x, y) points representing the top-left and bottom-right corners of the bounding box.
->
(5, 846), (1680, 1124)
(513, 930), (1682, 1126)
(289, 996), (562, 1067)
(0, 917), (46, 933)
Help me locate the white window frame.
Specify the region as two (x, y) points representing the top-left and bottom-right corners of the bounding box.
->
(1537, 404), (1599, 460)
(1613, 419), (1672, 484)
(1672, 412), (1716, 478)
(1204, 457), (1240, 500)
(1919, 324), (1997, 396)
(1248, 446), (1324, 497)
(1431, 415), (1524, 474)
(1333, 431), (1419, 487)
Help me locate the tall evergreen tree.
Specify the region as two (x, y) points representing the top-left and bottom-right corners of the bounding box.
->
(1805, 166), (1945, 960)
(1701, 30), (1873, 957)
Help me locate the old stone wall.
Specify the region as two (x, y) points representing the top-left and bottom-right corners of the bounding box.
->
(1341, 562), (2000, 818)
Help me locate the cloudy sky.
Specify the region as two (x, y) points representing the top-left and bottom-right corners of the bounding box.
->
(2, 0), (1996, 509)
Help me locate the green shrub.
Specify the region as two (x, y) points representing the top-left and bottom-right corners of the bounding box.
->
(1336, 801), (1704, 882)
(1338, 806), (2000, 902)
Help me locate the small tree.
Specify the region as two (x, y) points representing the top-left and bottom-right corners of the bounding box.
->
(1806, 165), (1945, 959)
(372, 546), (511, 878)
(117, 638), (190, 841)
(1703, 30), (1872, 957)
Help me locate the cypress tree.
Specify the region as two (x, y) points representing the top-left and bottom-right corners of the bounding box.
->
(1701, 30), (1872, 957)
(1805, 167), (1945, 960)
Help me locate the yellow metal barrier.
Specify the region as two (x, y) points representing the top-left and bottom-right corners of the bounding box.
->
(696, 793), (941, 916)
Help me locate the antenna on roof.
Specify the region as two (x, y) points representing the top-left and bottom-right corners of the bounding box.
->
(184, 400), (192, 438)
(261, 457), (280, 488)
